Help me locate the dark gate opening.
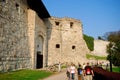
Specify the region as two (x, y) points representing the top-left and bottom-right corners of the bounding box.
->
(36, 52), (43, 69)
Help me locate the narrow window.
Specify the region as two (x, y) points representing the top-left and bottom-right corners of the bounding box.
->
(72, 45), (76, 49)
(16, 3), (20, 14)
(70, 22), (73, 28)
(16, 3), (19, 10)
(37, 45), (39, 47)
(55, 21), (60, 26)
(56, 44), (60, 48)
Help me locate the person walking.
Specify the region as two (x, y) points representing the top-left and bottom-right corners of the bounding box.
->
(70, 63), (76, 80)
(82, 62), (86, 80)
(82, 63), (86, 70)
(83, 62), (94, 80)
(77, 63), (83, 80)
(66, 63), (71, 80)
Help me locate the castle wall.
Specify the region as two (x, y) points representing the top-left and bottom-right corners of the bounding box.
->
(0, 0), (48, 72)
(0, 0), (31, 72)
(91, 40), (109, 56)
(28, 9), (36, 69)
(47, 17), (89, 65)
(0, 0), (91, 72)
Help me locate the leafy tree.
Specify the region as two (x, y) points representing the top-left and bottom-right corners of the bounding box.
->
(106, 30), (120, 67)
(83, 34), (94, 51)
(98, 36), (102, 40)
(107, 31), (120, 42)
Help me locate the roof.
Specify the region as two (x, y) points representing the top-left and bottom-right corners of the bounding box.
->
(27, 0), (50, 19)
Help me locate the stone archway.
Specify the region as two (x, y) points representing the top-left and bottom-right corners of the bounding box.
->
(36, 35), (43, 69)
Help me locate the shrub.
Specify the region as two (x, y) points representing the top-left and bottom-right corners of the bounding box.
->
(83, 34), (94, 51)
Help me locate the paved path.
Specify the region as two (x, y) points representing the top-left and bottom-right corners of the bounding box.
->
(42, 69), (78, 80)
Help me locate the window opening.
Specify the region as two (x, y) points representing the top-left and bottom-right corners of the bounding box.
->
(16, 3), (19, 10)
(37, 45), (39, 47)
(56, 44), (60, 48)
(16, 3), (20, 12)
(72, 45), (76, 49)
(70, 22), (73, 28)
(55, 21), (60, 26)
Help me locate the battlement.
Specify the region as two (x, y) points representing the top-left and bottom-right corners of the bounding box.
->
(49, 16), (81, 23)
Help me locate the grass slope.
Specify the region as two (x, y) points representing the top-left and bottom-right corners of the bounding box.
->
(86, 54), (107, 60)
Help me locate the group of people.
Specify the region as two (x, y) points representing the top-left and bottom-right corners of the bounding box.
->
(66, 62), (94, 80)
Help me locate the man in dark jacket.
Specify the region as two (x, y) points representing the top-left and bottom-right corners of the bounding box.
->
(84, 62), (94, 80)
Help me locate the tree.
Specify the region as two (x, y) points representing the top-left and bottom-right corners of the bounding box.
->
(98, 36), (103, 40)
(106, 30), (120, 67)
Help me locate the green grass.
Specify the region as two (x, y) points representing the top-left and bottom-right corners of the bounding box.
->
(105, 66), (120, 73)
(112, 67), (120, 72)
(86, 54), (107, 60)
(0, 69), (53, 80)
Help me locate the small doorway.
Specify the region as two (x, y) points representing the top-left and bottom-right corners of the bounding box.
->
(36, 51), (43, 68)
(36, 35), (43, 69)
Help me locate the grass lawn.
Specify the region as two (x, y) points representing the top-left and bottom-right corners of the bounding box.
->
(0, 69), (53, 80)
(86, 54), (107, 60)
(105, 66), (120, 73)
(112, 67), (120, 73)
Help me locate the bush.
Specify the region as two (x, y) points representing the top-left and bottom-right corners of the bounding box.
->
(83, 34), (94, 51)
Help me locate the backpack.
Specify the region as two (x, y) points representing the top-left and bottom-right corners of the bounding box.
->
(85, 67), (91, 75)
(78, 68), (82, 75)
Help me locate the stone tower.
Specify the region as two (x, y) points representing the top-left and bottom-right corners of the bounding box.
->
(46, 17), (90, 65)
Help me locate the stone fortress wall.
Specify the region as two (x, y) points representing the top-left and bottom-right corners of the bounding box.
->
(46, 17), (90, 65)
(0, 0), (31, 72)
(0, 0), (108, 72)
(92, 40), (109, 56)
(0, 0), (48, 72)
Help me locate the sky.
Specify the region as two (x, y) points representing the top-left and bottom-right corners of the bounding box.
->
(42, 0), (120, 39)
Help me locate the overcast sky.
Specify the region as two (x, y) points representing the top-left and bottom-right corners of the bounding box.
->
(42, 0), (120, 39)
